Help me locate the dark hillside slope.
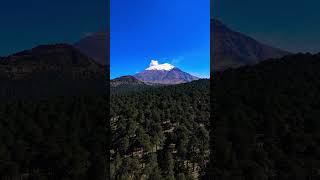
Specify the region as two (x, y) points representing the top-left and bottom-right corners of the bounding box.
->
(0, 44), (107, 100)
(206, 53), (320, 179)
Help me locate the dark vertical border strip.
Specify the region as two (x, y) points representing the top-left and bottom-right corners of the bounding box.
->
(107, 0), (111, 179)
(203, 0), (215, 179)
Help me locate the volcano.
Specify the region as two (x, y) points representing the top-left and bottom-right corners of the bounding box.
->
(133, 60), (200, 85)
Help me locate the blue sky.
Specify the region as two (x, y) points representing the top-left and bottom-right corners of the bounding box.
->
(212, 0), (320, 53)
(0, 0), (108, 56)
(110, 0), (210, 79)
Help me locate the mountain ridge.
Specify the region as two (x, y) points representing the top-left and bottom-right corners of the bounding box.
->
(133, 66), (200, 85)
(0, 43), (106, 79)
(74, 32), (109, 66)
(0, 43), (107, 100)
(211, 19), (290, 71)
(110, 75), (145, 87)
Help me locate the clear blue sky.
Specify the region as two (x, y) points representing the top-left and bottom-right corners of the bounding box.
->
(0, 0), (108, 56)
(212, 0), (320, 53)
(111, 0), (210, 79)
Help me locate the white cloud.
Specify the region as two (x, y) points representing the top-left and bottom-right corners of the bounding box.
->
(146, 60), (174, 71)
(150, 60), (159, 67)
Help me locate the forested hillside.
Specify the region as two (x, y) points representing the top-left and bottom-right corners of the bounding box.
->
(206, 53), (320, 179)
(0, 44), (108, 180)
(111, 80), (210, 180)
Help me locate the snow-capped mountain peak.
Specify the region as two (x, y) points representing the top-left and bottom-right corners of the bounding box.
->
(134, 60), (199, 84)
(145, 60), (174, 71)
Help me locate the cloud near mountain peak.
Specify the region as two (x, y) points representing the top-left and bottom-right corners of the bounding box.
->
(146, 60), (174, 71)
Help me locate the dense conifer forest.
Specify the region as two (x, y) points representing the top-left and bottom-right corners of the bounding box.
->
(110, 80), (210, 180)
(0, 96), (108, 180)
(2, 48), (320, 180)
(206, 53), (320, 180)
(0, 45), (108, 180)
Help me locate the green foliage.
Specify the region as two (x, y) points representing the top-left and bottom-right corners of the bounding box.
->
(111, 80), (210, 179)
(176, 173), (186, 180)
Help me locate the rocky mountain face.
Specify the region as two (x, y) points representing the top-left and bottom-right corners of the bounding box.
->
(211, 19), (290, 71)
(134, 67), (199, 85)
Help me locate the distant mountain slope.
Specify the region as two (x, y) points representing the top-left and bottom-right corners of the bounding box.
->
(0, 44), (107, 100)
(0, 44), (106, 79)
(74, 32), (109, 65)
(211, 19), (290, 71)
(111, 75), (145, 87)
(134, 67), (199, 85)
(132, 60), (199, 85)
